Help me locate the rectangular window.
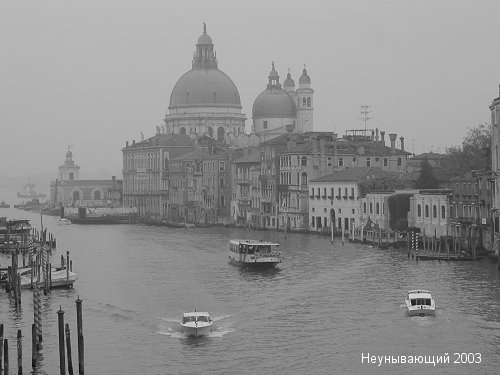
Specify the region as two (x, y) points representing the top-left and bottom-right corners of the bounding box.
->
(219, 161), (225, 171)
(263, 121), (268, 129)
(397, 158), (402, 167)
(383, 158), (388, 167)
(366, 158), (371, 167)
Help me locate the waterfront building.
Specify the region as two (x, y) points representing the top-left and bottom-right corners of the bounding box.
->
(490, 85), (500, 253)
(252, 63), (314, 141)
(165, 144), (234, 224)
(50, 148), (123, 207)
(446, 173), (492, 250)
(407, 189), (451, 237)
(230, 147), (261, 226)
(308, 168), (396, 233)
(276, 129), (410, 231)
(162, 24), (247, 146)
(122, 134), (196, 222)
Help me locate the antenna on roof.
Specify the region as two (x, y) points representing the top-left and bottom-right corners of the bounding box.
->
(360, 105), (372, 131)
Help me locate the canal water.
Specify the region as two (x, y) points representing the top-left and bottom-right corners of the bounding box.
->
(1, 207), (500, 375)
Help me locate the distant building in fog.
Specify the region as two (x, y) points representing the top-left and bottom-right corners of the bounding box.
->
(49, 148), (123, 207)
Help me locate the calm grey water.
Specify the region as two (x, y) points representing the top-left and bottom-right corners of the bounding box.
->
(1, 207), (500, 375)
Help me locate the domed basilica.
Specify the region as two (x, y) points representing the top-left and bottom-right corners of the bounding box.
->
(163, 24), (247, 144)
(161, 24), (314, 144)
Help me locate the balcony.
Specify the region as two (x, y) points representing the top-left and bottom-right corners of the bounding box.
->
(321, 195), (327, 199)
(237, 178), (251, 185)
(309, 195), (314, 199)
(327, 195), (333, 200)
(343, 196), (348, 200)
(315, 194), (320, 199)
(336, 195), (341, 200)
(349, 196), (355, 200)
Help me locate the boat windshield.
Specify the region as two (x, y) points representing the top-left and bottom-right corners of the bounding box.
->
(410, 298), (432, 306)
(183, 315), (210, 323)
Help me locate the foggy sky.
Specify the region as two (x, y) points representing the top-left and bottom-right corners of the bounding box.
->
(1, 0), (499, 178)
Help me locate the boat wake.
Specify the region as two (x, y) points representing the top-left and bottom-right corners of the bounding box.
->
(157, 314), (235, 338)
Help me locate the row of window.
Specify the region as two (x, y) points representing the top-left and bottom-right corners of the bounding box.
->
(280, 156), (403, 167)
(310, 187), (355, 199)
(417, 204), (446, 219)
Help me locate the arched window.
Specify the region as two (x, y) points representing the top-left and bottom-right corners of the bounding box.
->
(441, 205), (446, 219)
(450, 206), (454, 219)
(363, 202), (367, 214)
(338, 158), (344, 167)
(302, 97), (307, 106)
(208, 127), (213, 137)
(425, 205), (429, 217)
(301, 172), (307, 185)
(217, 127), (225, 141)
(93, 190), (101, 200)
(220, 194), (225, 207)
(417, 204), (422, 217)
(369, 203), (373, 214)
(220, 178), (225, 188)
(376, 203), (380, 214)
(69, 172), (74, 180)
(307, 97), (311, 107)
(301, 156), (307, 166)
(72, 191), (80, 202)
(433, 205), (437, 218)
(180, 127), (186, 135)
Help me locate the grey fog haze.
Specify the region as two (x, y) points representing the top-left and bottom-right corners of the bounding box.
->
(1, 0), (499, 178)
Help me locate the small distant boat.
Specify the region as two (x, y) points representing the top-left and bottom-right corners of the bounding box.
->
(180, 311), (213, 337)
(16, 183), (46, 199)
(57, 218), (72, 225)
(20, 266), (78, 289)
(228, 239), (282, 268)
(405, 290), (436, 316)
(0, 201), (10, 208)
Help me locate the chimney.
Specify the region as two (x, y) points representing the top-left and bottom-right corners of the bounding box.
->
(400, 136), (405, 151)
(112, 175), (116, 186)
(380, 131), (385, 145)
(126, 141), (129, 147)
(389, 133), (397, 151)
(375, 128), (379, 142)
(132, 140), (136, 145)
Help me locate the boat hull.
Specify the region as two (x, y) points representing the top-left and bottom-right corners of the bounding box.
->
(406, 306), (436, 317)
(180, 323), (212, 337)
(228, 257), (281, 268)
(20, 269), (78, 289)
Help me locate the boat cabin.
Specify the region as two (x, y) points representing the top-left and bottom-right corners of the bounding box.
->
(407, 290), (433, 306)
(229, 240), (279, 256)
(182, 312), (211, 324)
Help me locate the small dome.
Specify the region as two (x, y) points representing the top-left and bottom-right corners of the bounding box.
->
(169, 69), (241, 109)
(283, 72), (295, 88)
(252, 89), (296, 119)
(197, 23), (213, 45)
(197, 33), (213, 45)
(299, 68), (311, 84)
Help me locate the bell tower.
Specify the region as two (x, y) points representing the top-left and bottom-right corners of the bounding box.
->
(296, 66), (314, 132)
(58, 146), (80, 181)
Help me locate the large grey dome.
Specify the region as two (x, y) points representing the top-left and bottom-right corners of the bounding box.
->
(169, 68), (241, 109)
(252, 89), (296, 119)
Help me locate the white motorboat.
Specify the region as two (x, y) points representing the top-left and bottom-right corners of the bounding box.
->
(180, 311), (213, 337)
(20, 266), (78, 289)
(228, 239), (282, 268)
(405, 290), (436, 316)
(57, 218), (72, 225)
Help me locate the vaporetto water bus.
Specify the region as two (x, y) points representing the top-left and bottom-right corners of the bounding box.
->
(228, 239), (282, 268)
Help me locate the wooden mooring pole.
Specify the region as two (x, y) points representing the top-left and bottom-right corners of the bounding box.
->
(31, 323), (37, 368)
(0, 323), (3, 370)
(4, 338), (9, 375)
(17, 329), (22, 375)
(57, 307), (66, 375)
(76, 296), (84, 375)
(65, 323), (74, 375)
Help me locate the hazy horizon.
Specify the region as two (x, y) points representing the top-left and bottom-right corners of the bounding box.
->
(1, 0), (499, 178)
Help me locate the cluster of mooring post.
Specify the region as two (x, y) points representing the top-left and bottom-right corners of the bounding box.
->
(348, 224), (485, 263)
(0, 298), (84, 374)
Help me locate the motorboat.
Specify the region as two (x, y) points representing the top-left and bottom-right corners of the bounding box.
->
(20, 266), (78, 289)
(180, 311), (213, 337)
(57, 218), (72, 225)
(228, 239), (282, 268)
(405, 290), (436, 316)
